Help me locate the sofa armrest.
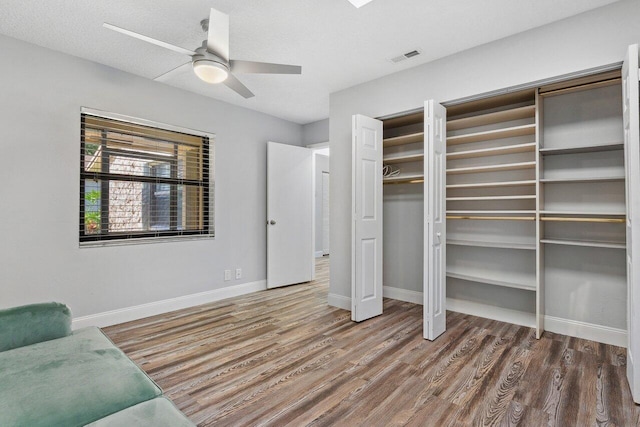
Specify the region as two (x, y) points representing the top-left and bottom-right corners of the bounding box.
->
(0, 302), (72, 352)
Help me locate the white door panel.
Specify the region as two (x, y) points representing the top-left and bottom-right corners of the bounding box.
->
(352, 115), (383, 322)
(267, 141), (314, 289)
(424, 100), (447, 340)
(623, 44), (640, 404)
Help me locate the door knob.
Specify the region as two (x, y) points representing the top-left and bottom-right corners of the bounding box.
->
(269, 220), (277, 225)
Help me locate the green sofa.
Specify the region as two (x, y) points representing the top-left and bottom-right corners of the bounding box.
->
(0, 302), (194, 427)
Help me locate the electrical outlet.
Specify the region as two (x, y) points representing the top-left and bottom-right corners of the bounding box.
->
(224, 270), (231, 281)
(235, 268), (242, 279)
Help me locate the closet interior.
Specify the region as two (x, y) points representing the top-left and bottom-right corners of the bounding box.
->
(379, 69), (626, 341)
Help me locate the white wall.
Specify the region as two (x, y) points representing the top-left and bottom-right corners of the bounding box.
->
(314, 154), (330, 256)
(0, 34), (303, 320)
(329, 0), (640, 319)
(302, 118), (329, 146)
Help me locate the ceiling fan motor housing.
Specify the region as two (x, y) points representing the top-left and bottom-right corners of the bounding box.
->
(192, 44), (229, 83)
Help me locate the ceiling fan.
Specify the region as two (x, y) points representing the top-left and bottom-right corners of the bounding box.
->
(103, 8), (302, 99)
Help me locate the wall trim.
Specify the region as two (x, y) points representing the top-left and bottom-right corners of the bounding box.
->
(544, 315), (627, 348)
(72, 280), (267, 329)
(383, 285), (423, 305)
(328, 293), (351, 311)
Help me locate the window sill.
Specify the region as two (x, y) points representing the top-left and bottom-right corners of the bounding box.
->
(79, 233), (215, 248)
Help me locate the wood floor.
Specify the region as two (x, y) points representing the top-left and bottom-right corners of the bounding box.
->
(104, 258), (640, 426)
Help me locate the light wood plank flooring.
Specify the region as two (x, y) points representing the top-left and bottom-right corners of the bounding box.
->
(104, 258), (640, 426)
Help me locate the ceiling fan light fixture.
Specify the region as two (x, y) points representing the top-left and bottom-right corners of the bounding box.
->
(193, 59), (229, 84)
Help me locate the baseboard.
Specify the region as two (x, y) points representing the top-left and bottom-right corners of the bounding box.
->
(446, 297), (536, 328)
(544, 315), (627, 347)
(383, 286), (423, 305)
(328, 293), (351, 311)
(72, 280), (267, 329)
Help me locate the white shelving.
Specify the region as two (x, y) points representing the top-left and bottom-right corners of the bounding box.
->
(446, 195), (535, 202)
(446, 89), (540, 336)
(539, 141), (623, 155)
(383, 174), (424, 185)
(447, 161), (536, 175)
(446, 270), (536, 291)
(447, 143), (536, 160)
(540, 176), (625, 183)
(447, 124), (536, 145)
(540, 238), (625, 249)
(383, 153), (424, 164)
(447, 180), (536, 189)
(447, 239), (536, 250)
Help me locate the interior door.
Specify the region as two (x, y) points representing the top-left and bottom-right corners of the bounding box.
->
(424, 100), (447, 340)
(351, 114), (383, 322)
(267, 141), (314, 289)
(623, 44), (640, 404)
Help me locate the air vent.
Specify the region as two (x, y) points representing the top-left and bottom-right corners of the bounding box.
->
(389, 49), (422, 64)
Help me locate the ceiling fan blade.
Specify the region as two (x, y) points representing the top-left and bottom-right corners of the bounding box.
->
(230, 60), (302, 75)
(103, 23), (196, 57)
(223, 73), (255, 98)
(154, 61), (192, 82)
(206, 8), (230, 62)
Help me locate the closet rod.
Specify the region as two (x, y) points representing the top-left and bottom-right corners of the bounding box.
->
(447, 215), (535, 221)
(539, 77), (621, 97)
(541, 217), (625, 223)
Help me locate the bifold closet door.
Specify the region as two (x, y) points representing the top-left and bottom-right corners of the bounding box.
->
(424, 100), (447, 340)
(351, 114), (383, 322)
(623, 43), (640, 404)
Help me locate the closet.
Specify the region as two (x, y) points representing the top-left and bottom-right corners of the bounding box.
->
(371, 69), (626, 342)
(352, 44), (640, 404)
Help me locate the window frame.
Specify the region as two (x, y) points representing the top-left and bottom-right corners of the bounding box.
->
(79, 108), (215, 246)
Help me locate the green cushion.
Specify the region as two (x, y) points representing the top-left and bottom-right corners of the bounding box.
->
(85, 397), (195, 427)
(0, 327), (161, 427)
(0, 302), (72, 352)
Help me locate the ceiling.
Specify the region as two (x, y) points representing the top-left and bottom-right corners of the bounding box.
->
(0, 0), (620, 124)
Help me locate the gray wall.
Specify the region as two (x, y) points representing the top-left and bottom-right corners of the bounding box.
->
(302, 118), (329, 146)
(315, 154), (330, 255)
(0, 34), (303, 318)
(329, 0), (640, 321)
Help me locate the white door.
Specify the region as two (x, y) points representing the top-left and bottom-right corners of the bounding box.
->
(322, 172), (330, 255)
(351, 114), (383, 322)
(623, 44), (640, 404)
(424, 100), (447, 340)
(267, 141), (314, 289)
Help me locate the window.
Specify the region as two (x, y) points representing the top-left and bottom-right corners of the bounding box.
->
(80, 111), (213, 244)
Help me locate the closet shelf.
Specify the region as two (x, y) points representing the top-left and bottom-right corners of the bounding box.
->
(446, 195), (535, 202)
(447, 124), (536, 146)
(448, 210), (536, 214)
(447, 142), (536, 160)
(446, 180), (536, 189)
(447, 239), (536, 250)
(540, 210), (625, 216)
(541, 217), (625, 224)
(541, 238), (625, 249)
(540, 176), (625, 183)
(447, 215), (535, 221)
(446, 270), (536, 291)
(539, 141), (624, 155)
(383, 174), (423, 185)
(383, 132), (423, 147)
(383, 153), (423, 164)
(447, 105), (536, 131)
(447, 161), (536, 175)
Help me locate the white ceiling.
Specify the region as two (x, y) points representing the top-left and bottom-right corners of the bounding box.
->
(0, 0), (620, 124)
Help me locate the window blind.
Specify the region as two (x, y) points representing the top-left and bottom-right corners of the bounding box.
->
(80, 113), (212, 243)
